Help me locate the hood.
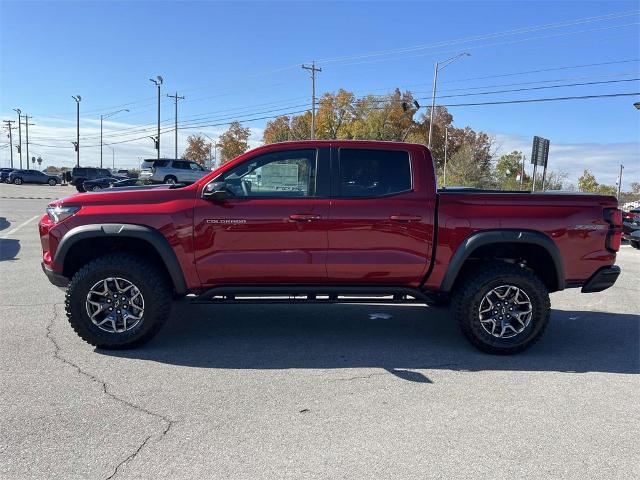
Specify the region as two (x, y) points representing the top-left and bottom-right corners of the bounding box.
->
(50, 183), (198, 208)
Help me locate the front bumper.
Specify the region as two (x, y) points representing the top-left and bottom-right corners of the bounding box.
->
(41, 262), (69, 289)
(581, 265), (620, 293)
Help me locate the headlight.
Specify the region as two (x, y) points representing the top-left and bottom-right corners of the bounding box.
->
(46, 205), (80, 223)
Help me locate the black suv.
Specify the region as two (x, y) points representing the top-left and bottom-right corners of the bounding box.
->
(71, 167), (113, 192)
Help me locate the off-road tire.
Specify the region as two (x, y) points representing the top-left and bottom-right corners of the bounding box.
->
(65, 253), (173, 349)
(452, 262), (550, 355)
(75, 184), (86, 192)
(164, 175), (177, 185)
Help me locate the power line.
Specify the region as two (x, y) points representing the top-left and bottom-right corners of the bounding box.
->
(439, 59), (640, 84)
(315, 10), (639, 65)
(415, 77), (640, 101)
(334, 22), (639, 68)
(440, 91), (640, 107)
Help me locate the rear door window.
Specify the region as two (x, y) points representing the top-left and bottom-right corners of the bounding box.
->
(337, 149), (412, 197)
(173, 161), (190, 170)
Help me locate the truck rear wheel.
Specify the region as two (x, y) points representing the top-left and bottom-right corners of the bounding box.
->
(452, 262), (550, 355)
(65, 253), (172, 349)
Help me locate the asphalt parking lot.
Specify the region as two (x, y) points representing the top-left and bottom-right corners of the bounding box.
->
(1, 183), (638, 480)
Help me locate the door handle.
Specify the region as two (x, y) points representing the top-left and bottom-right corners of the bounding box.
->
(289, 214), (321, 222)
(389, 214), (422, 222)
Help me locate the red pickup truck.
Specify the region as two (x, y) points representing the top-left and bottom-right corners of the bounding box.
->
(39, 141), (622, 354)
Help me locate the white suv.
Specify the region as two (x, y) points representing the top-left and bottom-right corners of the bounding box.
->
(139, 159), (208, 184)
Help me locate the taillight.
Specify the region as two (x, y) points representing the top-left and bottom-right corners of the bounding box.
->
(603, 208), (622, 252)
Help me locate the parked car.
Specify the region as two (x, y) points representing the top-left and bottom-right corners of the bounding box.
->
(1, 168), (15, 183)
(70, 167), (114, 192)
(9, 169), (61, 186)
(628, 230), (640, 249)
(622, 209), (640, 235)
(83, 176), (125, 192)
(109, 178), (148, 188)
(139, 159), (207, 184)
(39, 140), (622, 354)
(110, 169), (138, 179)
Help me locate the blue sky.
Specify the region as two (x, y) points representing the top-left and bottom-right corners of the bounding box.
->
(1, 0), (639, 187)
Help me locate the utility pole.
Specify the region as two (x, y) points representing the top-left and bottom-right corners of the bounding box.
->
(100, 109), (129, 168)
(521, 154), (526, 190)
(167, 92), (184, 159)
(443, 127), (448, 187)
(301, 61), (322, 140)
(22, 115), (35, 169)
(617, 164), (624, 199)
(149, 76), (163, 158)
(3, 120), (15, 168)
(72, 96), (81, 167)
(13, 109), (22, 168)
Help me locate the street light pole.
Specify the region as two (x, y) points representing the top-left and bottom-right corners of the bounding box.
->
(100, 109), (129, 168)
(428, 53), (470, 150)
(72, 96), (81, 167)
(149, 76), (163, 159)
(23, 115), (34, 169)
(13, 109), (22, 169)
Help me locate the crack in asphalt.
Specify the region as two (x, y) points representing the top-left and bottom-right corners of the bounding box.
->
(45, 303), (176, 479)
(329, 371), (390, 382)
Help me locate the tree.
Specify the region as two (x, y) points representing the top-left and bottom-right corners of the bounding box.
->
(182, 134), (211, 166)
(446, 144), (493, 188)
(578, 170), (599, 192)
(290, 111), (312, 140)
(218, 122), (250, 164)
(578, 169), (616, 195)
(494, 151), (527, 190)
(539, 171), (568, 191)
(316, 89), (356, 139)
(350, 89), (418, 142)
(263, 115), (291, 144)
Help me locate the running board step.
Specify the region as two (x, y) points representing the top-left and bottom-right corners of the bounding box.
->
(192, 285), (437, 304)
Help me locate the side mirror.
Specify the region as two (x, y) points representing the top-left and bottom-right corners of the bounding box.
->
(203, 181), (228, 201)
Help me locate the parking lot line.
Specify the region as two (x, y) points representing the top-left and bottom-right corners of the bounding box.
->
(0, 214), (40, 239)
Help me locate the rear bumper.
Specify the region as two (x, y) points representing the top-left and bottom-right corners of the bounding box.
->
(41, 262), (69, 289)
(581, 265), (620, 293)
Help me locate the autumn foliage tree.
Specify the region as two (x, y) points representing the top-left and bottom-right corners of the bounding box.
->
(262, 115), (291, 143)
(578, 169), (616, 195)
(218, 121), (251, 164)
(182, 134), (211, 166)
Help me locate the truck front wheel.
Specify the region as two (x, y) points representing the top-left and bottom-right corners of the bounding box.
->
(452, 263), (550, 355)
(65, 253), (172, 349)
